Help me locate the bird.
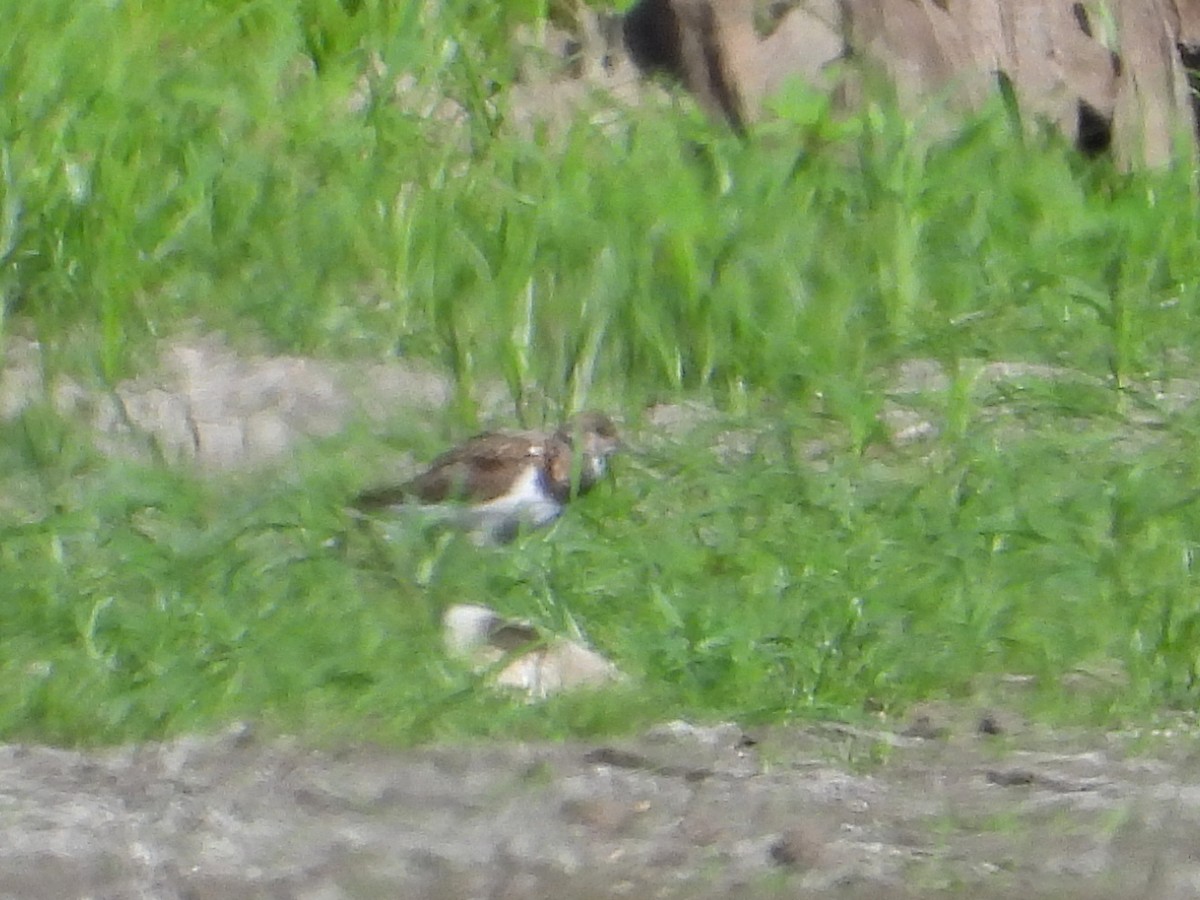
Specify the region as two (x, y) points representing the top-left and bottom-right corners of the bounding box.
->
(351, 411), (621, 545)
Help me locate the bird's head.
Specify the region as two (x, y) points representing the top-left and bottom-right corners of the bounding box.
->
(556, 411), (622, 487)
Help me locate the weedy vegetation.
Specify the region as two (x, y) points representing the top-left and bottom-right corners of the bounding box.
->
(4, 0), (1200, 746)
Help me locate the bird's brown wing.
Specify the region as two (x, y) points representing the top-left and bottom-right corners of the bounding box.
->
(402, 431), (546, 504)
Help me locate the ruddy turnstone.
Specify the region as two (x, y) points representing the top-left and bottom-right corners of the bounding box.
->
(352, 411), (621, 544)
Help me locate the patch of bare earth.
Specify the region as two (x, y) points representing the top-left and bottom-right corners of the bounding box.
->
(5, 336), (1191, 474)
(4, 718), (1200, 898)
(0, 335), (473, 469)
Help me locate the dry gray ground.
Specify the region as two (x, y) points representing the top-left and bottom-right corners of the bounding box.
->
(4, 335), (1193, 469)
(4, 717), (1200, 899)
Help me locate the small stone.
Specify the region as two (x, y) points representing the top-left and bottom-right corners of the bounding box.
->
(680, 813), (723, 847)
(986, 768), (1037, 787)
(902, 713), (949, 741)
(494, 638), (624, 699)
(770, 824), (825, 869)
(442, 604), (625, 701)
(222, 720), (256, 748)
(977, 713), (1004, 736)
(442, 604), (537, 660)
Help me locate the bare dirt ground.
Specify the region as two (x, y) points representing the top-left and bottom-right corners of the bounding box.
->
(4, 716), (1200, 899)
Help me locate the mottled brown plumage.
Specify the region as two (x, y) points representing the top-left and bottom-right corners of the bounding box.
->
(353, 411), (621, 544)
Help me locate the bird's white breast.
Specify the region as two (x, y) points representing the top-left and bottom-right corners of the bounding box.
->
(471, 464), (562, 536)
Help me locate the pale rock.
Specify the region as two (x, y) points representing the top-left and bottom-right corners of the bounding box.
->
(442, 603), (625, 701)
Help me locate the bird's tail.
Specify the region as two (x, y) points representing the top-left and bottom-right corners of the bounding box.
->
(350, 484), (410, 511)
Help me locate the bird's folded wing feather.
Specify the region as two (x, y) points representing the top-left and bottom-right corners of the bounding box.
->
(355, 431), (547, 508)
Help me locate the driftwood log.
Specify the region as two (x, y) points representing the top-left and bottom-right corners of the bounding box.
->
(623, 0), (1200, 166)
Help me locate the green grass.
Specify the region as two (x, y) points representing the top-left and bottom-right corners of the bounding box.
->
(4, 0), (1200, 746)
